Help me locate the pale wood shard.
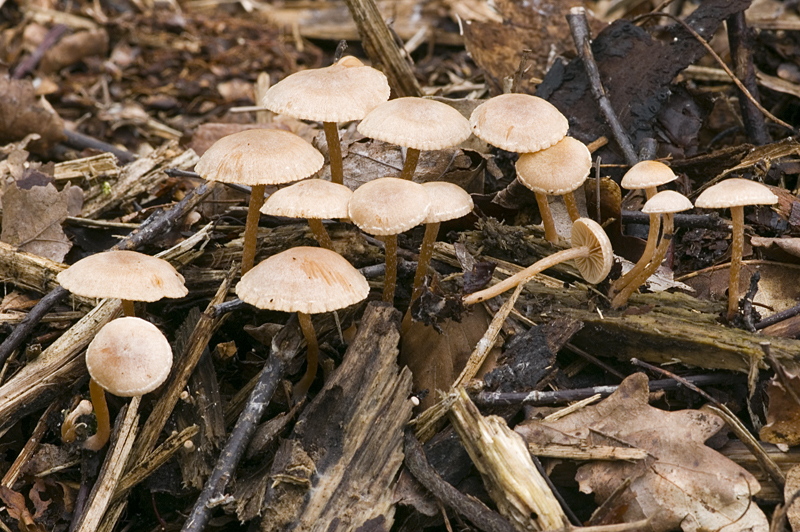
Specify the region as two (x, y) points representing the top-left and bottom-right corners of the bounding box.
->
(260, 302), (413, 532)
(54, 152), (120, 181)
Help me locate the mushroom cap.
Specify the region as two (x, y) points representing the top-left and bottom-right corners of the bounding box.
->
(86, 317), (173, 397)
(421, 181), (473, 223)
(57, 250), (187, 302)
(571, 218), (614, 284)
(469, 94), (569, 153)
(262, 56), (390, 123)
(695, 178), (778, 209)
(515, 136), (592, 195)
(620, 160), (677, 190)
(348, 177), (431, 235)
(260, 179), (353, 219)
(642, 190), (693, 214)
(194, 129), (324, 186)
(235, 246), (369, 314)
(357, 97), (472, 151)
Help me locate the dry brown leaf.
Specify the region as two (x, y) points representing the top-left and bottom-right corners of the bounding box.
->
(760, 370), (800, 446)
(29, 480), (51, 520)
(0, 486), (47, 532)
(751, 236), (800, 261)
(785, 464), (800, 532)
(516, 373), (768, 532)
(0, 78), (65, 152)
(39, 28), (109, 73)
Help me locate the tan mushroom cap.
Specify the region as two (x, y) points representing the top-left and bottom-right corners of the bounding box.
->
(57, 250), (187, 302)
(515, 136), (592, 195)
(642, 190), (693, 214)
(86, 317), (173, 397)
(620, 160), (677, 190)
(260, 179), (352, 219)
(357, 97), (472, 151)
(571, 218), (614, 284)
(194, 129), (324, 187)
(695, 178), (778, 209)
(262, 56), (390, 123)
(469, 93), (569, 153)
(236, 246), (369, 314)
(348, 177), (431, 235)
(421, 181), (473, 223)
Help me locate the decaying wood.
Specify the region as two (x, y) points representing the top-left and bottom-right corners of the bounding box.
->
(259, 303), (413, 532)
(54, 152), (120, 182)
(526, 443), (647, 461)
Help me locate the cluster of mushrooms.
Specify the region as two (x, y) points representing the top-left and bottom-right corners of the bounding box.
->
(54, 55), (776, 449)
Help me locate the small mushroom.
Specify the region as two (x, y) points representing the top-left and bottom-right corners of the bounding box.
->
(695, 178), (777, 320)
(236, 247), (369, 399)
(463, 218), (613, 306)
(83, 317), (173, 451)
(61, 399), (94, 444)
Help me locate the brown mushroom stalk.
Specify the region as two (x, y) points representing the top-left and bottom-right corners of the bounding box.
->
(241, 184), (266, 275)
(307, 218), (334, 250)
(727, 205), (745, 319)
(608, 187), (660, 297)
(121, 299), (136, 317)
(535, 192), (560, 243)
(400, 148), (421, 181)
(293, 312), (320, 399)
(83, 378), (111, 451)
(563, 191), (581, 222)
(410, 221), (441, 304)
(323, 122), (345, 185)
(383, 235), (399, 303)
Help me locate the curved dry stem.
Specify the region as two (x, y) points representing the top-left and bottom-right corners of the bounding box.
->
(293, 312), (318, 400)
(242, 184), (266, 275)
(411, 222), (440, 305)
(463, 246), (590, 305)
(563, 192), (581, 222)
(535, 192), (559, 243)
(323, 122), (344, 185)
(728, 206), (744, 320)
(609, 186), (659, 297)
(384, 234), (398, 304)
(400, 148), (421, 181)
(308, 218), (334, 250)
(83, 378), (110, 451)
(121, 299), (136, 317)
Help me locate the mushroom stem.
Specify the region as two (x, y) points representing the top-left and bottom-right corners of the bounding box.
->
(463, 245), (591, 306)
(307, 218), (334, 250)
(83, 378), (110, 451)
(400, 148), (421, 181)
(383, 234), (398, 303)
(410, 221), (441, 305)
(61, 399), (94, 443)
(728, 206), (745, 320)
(293, 312), (319, 399)
(563, 192), (581, 222)
(121, 300), (136, 317)
(609, 186), (659, 297)
(535, 192), (559, 243)
(323, 122), (344, 186)
(611, 213), (674, 309)
(242, 184), (266, 275)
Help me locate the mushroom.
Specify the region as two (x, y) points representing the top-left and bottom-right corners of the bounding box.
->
(610, 190), (693, 309)
(695, 178), (778, 320)
(236, 246), (369, 399)
(608, 160), (678, 299)
(261, 56), (390, 186)
(357, 97), (472, 181)
(57, 250), (187, 317)
(194, 129), (324, 274)
(83, 317), (173, 451)
(348, 177), (431, 304)
(61, 399), (94, 444)
(260, 179), (353, 251)
(463, 218), (613, 306)
(516, 136), (593, 241)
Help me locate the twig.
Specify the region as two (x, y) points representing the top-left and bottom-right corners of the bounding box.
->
(621, 210), (731, 230)
(755, 303), (800, 330)
(566, 7), (639, 166)
(740, 271), (761, 332)
(0, 286), (68, 368)
(62, 129), (136, 164)
(11, 24), (69, 79)
(726, 11), (770, 145)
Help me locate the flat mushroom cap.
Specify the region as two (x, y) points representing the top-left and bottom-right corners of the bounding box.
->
(260, 179), (352, 219)
(86, 317), (173, 397)
(421, 181), (473, 223)
(571, 218), (614, 284)
(621, 160), (677, 190)
(695, 178), (778, 209)
(194, 129), (324, 186)
(642, 190), (693, 214)
(235, 247), (369, 314)
(357, 97), (472, 151)
(262, 56), (390, 123)
(469, 94), (569, 153)
(348, 177), (431, 235)
(516, 136), (592, 195)
(57, 250), (187, 302)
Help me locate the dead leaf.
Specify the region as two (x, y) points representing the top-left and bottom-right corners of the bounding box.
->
(29, 479), (51, 520)
(39, 28), (109, 73)
(785, 464), (800, 532)
(516, 373), (768, 532)
(0, 486), (47, 532)
(760, 370), (800, 446)
(0, 78), (66, 152)
(751, 236), (800, 262)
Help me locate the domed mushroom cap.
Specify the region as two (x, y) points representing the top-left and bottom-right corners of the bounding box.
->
(262, 56), (390, 123)
(348, 177), (431, 235)
(469, 94), (568, 153)
(695, 178), (778, 209)
(642, 190), (693, 214)
(236, 247), (369, 314)
(571, 218), (613, 284)
(57, 250), (187, 302)
(516, 136), (592, 195)
(421, 181), (473, 223)
(357, 97), (472, 151)
(261, 179), (352, 219)
(620, 160), (677, 190)
(86, 317), (173, 397)
(194, 129), (324, 187)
